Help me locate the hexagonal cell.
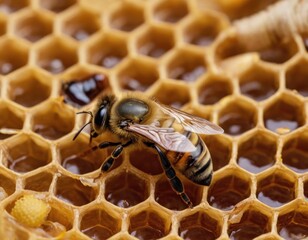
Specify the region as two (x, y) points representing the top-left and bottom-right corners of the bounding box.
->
(12, 10), (53, 42)
(179, 211), (221, 239)
(166, 48), (207, 82)
(80, 208), (121, 239)
(4, 134), (51, 173)
(203, 135), (232, 171)
(285, 58), (308, 97)
(35, 37), (78, 74)
(0, 169), (15, 196)
(155, 177), (203, 210)
(61, 7), (100, 41)
(239, 64), (279, 101)
(150, 82), (190, 108)
(0, 37), (28, 75)
(108, 1), (144, 32)
(218, 98), (257, 136)
(153, 0), (188, 23)
(228, 206), (271, 239)
(117, 58), (159, 92)
(259, 38), (298, 64)
(31, 101), (75, 140)
(282, 132), (308, 173)
(39, 0), (76, 13)
(85, 32), (128, 69)
(24, 171), (53, 192)
(198, 75), (232, 105)
(207, 170), (251, 211)
(237, 130), (277, 174)
(55, 175), (97, 206)
(7, 68), (51, 108)
(128, 208), (170, 239)
(0, 0), (28, 13)
(263, 94), (305, 133)
(257, 170), (296, 208)
(105, 171), (149, 208)
(277, 206), (308, 239)
(135, 25), (175, 58)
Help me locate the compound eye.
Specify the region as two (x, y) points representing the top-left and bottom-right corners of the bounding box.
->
(117, 99), (149, 121)
(94, 106), (108, 131)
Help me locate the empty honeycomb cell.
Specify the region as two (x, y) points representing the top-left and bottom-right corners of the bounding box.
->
(129, 148), (163, 175)
(4, 134), (51, 173)
(7, 68), (51, 108)
(202, 135), (232, 171)
(39, 0), (76, 13)
(197, 75), (232, 105)
(60, 7), (100, 41)
(31, 100), (75, 140)
(263, 94), (305, 133)
(218, 98), (257, 136)
(237, 130), (277, 174)
(166, 48), (206, 82)
(55, 175), (97, 206)
(0, 0), (28, 14)
(108, 1), (144, 32)
(154, 177), (203, 210)
(116, 58), (159, 91)
(150, 81), (190, 108)
(84, 31), (127, 69)
(0, 37), (29, 75)
(178, 211), (222, 240)
(239, 64), (279, 101)
(34, 37), (78, 74)
(285, 57), (308, 97)
(80, 207), (121, 240)
(277, 204), (308, 239)
(105, 171), (149, 208)
(134, 24), (175, 58)
(24, 171), (53, 192)
(128, 207), (170, 239)
(152, 0), (188, 23)
(207, 169), (251, 211)
(12, 10), (53, 43)
(0, 170), (15, 196)
(281, 131), (308, 174)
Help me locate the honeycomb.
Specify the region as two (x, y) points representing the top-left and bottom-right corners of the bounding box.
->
(0, 0), (307, 239)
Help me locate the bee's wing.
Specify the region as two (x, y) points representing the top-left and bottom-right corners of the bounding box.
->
(158, 104), (224, 135)
(128, 124), (197, 152)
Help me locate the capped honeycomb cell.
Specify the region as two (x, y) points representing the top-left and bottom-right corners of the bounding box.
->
(218, 97), (257, 136)
(166, 48), (207, 82)
(207, 169), (251, 211)
(0, 37), (29, 75)
(12, 9), (53, 42)
(237, 130), (277, 173)
(116, 58), (159, 92)
(0, 169), (15, 196)
(31, 100), (75, 140)
(0, 0), (29, 14)
(39, 0), (76, 13)
(239, 64), (279, 101)
(80, 207), (121, 239)
(152, 0), (188, 23)
(107, 1), (144, 32)
(24, 171), (53, 192)
(285, 57), (308, 97)
(84, 31), (128, 69)
(281, 131), (308, 173)
(34, 37), (78, 74)
(134, 24), (175, 58)
(105, 171), (149, 208)
(4, 134), (51, 173)
(178, 211), (222, 240)
(7, 67), (51, 108)
(55, 175), (97, 206)
(197, 75), (232, 105)
(60, 7), (100, 41)
(263, 94), (305, 133)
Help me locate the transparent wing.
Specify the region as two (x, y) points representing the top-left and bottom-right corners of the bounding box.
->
(128, 124), (197, 152)
(158, 104), (224, 135)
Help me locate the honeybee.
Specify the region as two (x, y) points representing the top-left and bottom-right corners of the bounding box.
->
(74, 92), (223, 208)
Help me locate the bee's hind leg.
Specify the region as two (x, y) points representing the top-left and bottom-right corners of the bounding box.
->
(144, 142), (193, 208)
